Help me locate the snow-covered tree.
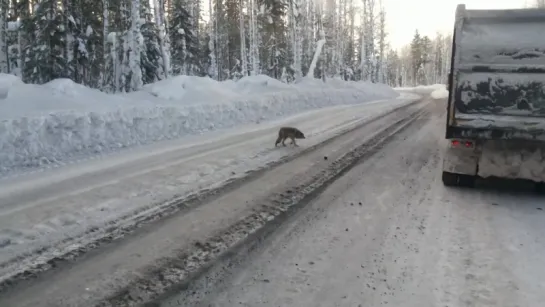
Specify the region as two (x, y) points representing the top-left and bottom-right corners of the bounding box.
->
(127, 0), (143, 91)
(386, 30), (452, 87)
(0, 0), (8, 73)
(259, 0), (288, 79)
(360, 0), (375, 82)
(21, 0), (66, 84)
(140, 1), (167, 84)
(168, 0), (198, 75)
(6, 0), (415, 89)
(376, 2), (386, 83)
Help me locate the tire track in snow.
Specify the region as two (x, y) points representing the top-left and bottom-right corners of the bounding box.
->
(102, 103), (430, 307)
(0, 98), (422, 293)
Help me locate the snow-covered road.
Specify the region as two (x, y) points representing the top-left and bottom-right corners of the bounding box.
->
(2, 92), (543, 307)
(160, 98), (545, 307)
(0, 93), (424, 306)
(0, 93), (418, 290)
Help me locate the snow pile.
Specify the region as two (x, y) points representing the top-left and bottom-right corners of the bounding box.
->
(233, 75), (292, 94)
(0, 74), (23, 100)
(411, 84), (446, 95)
(396, 84), (448, 98)
(141, 75), (240, 102)
(431, 87), (449, 99)
(0, 74), (398, 175)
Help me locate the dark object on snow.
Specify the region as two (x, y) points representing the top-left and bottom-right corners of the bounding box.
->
(275, 127), (305, 147)
(324, 156), (328, 160)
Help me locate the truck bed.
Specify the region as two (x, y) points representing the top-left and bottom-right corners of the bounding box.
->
(447, 5), (545, 141)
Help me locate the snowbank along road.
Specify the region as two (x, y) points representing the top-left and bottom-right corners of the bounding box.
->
(3, 91), (544, 307)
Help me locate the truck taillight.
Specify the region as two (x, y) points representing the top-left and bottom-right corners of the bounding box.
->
(450, 139), (475, 149)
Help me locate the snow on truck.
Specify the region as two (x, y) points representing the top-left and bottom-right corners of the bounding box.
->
(443, 4), (545, 190)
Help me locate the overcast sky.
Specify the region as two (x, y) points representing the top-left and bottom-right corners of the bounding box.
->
(384, 0), (529, 49)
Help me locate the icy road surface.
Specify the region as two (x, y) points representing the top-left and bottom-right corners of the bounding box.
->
(163, 99), (545, 307)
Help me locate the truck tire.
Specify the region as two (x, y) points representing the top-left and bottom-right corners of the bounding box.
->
(442, 171), (475, 187)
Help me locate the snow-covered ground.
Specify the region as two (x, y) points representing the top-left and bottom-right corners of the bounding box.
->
(197, 102), (545, 307)
(431, 87), (449, 99)
(397, 84), (449, 100)
(0, 96), (418, 284)
(0, 74), (397, 177)
(0, 74), (416, 284)
(397, 83), (447, 96)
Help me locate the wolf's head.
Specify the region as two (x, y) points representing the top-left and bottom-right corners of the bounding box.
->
(295, 129), (305, 139)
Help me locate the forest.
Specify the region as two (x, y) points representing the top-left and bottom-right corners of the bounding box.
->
(0, 0), (455, 93)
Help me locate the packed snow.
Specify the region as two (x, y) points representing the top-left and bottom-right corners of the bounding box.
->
(459, 17), (545, 64)
(430, 87), (449, 99)
(0, 74), (398, 176)
(397, 84), (447, 96)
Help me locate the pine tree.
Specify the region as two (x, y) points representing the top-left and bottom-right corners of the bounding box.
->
(410, 29), (422, 86)
(140, 2), (165, 84)
(375, 3), (386, 83)
(21, 0), (67, 84)
(388, 30), (453, 87)
(0, 0), (8, 73)
(385, 49), (398, 86)
(224, 0), (241, 78)
(343, 0), (356, 80)
(168, 0), (199, 75)
(208, 0), (227, 80)
(360, 0), (375, 82)
(260, 0), (288, 79)
(62, 0), (104, 87)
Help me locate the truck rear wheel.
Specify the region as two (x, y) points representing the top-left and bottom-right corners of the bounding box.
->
(442, 171), (475, 187)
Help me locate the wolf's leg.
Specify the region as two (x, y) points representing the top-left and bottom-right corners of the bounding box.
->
(282, 137), (287, 146)
(275, 135), (282, 147)
(290, 136), (298, 146)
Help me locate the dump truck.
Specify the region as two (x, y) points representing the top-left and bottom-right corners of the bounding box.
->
(443, 4), (545, 190)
